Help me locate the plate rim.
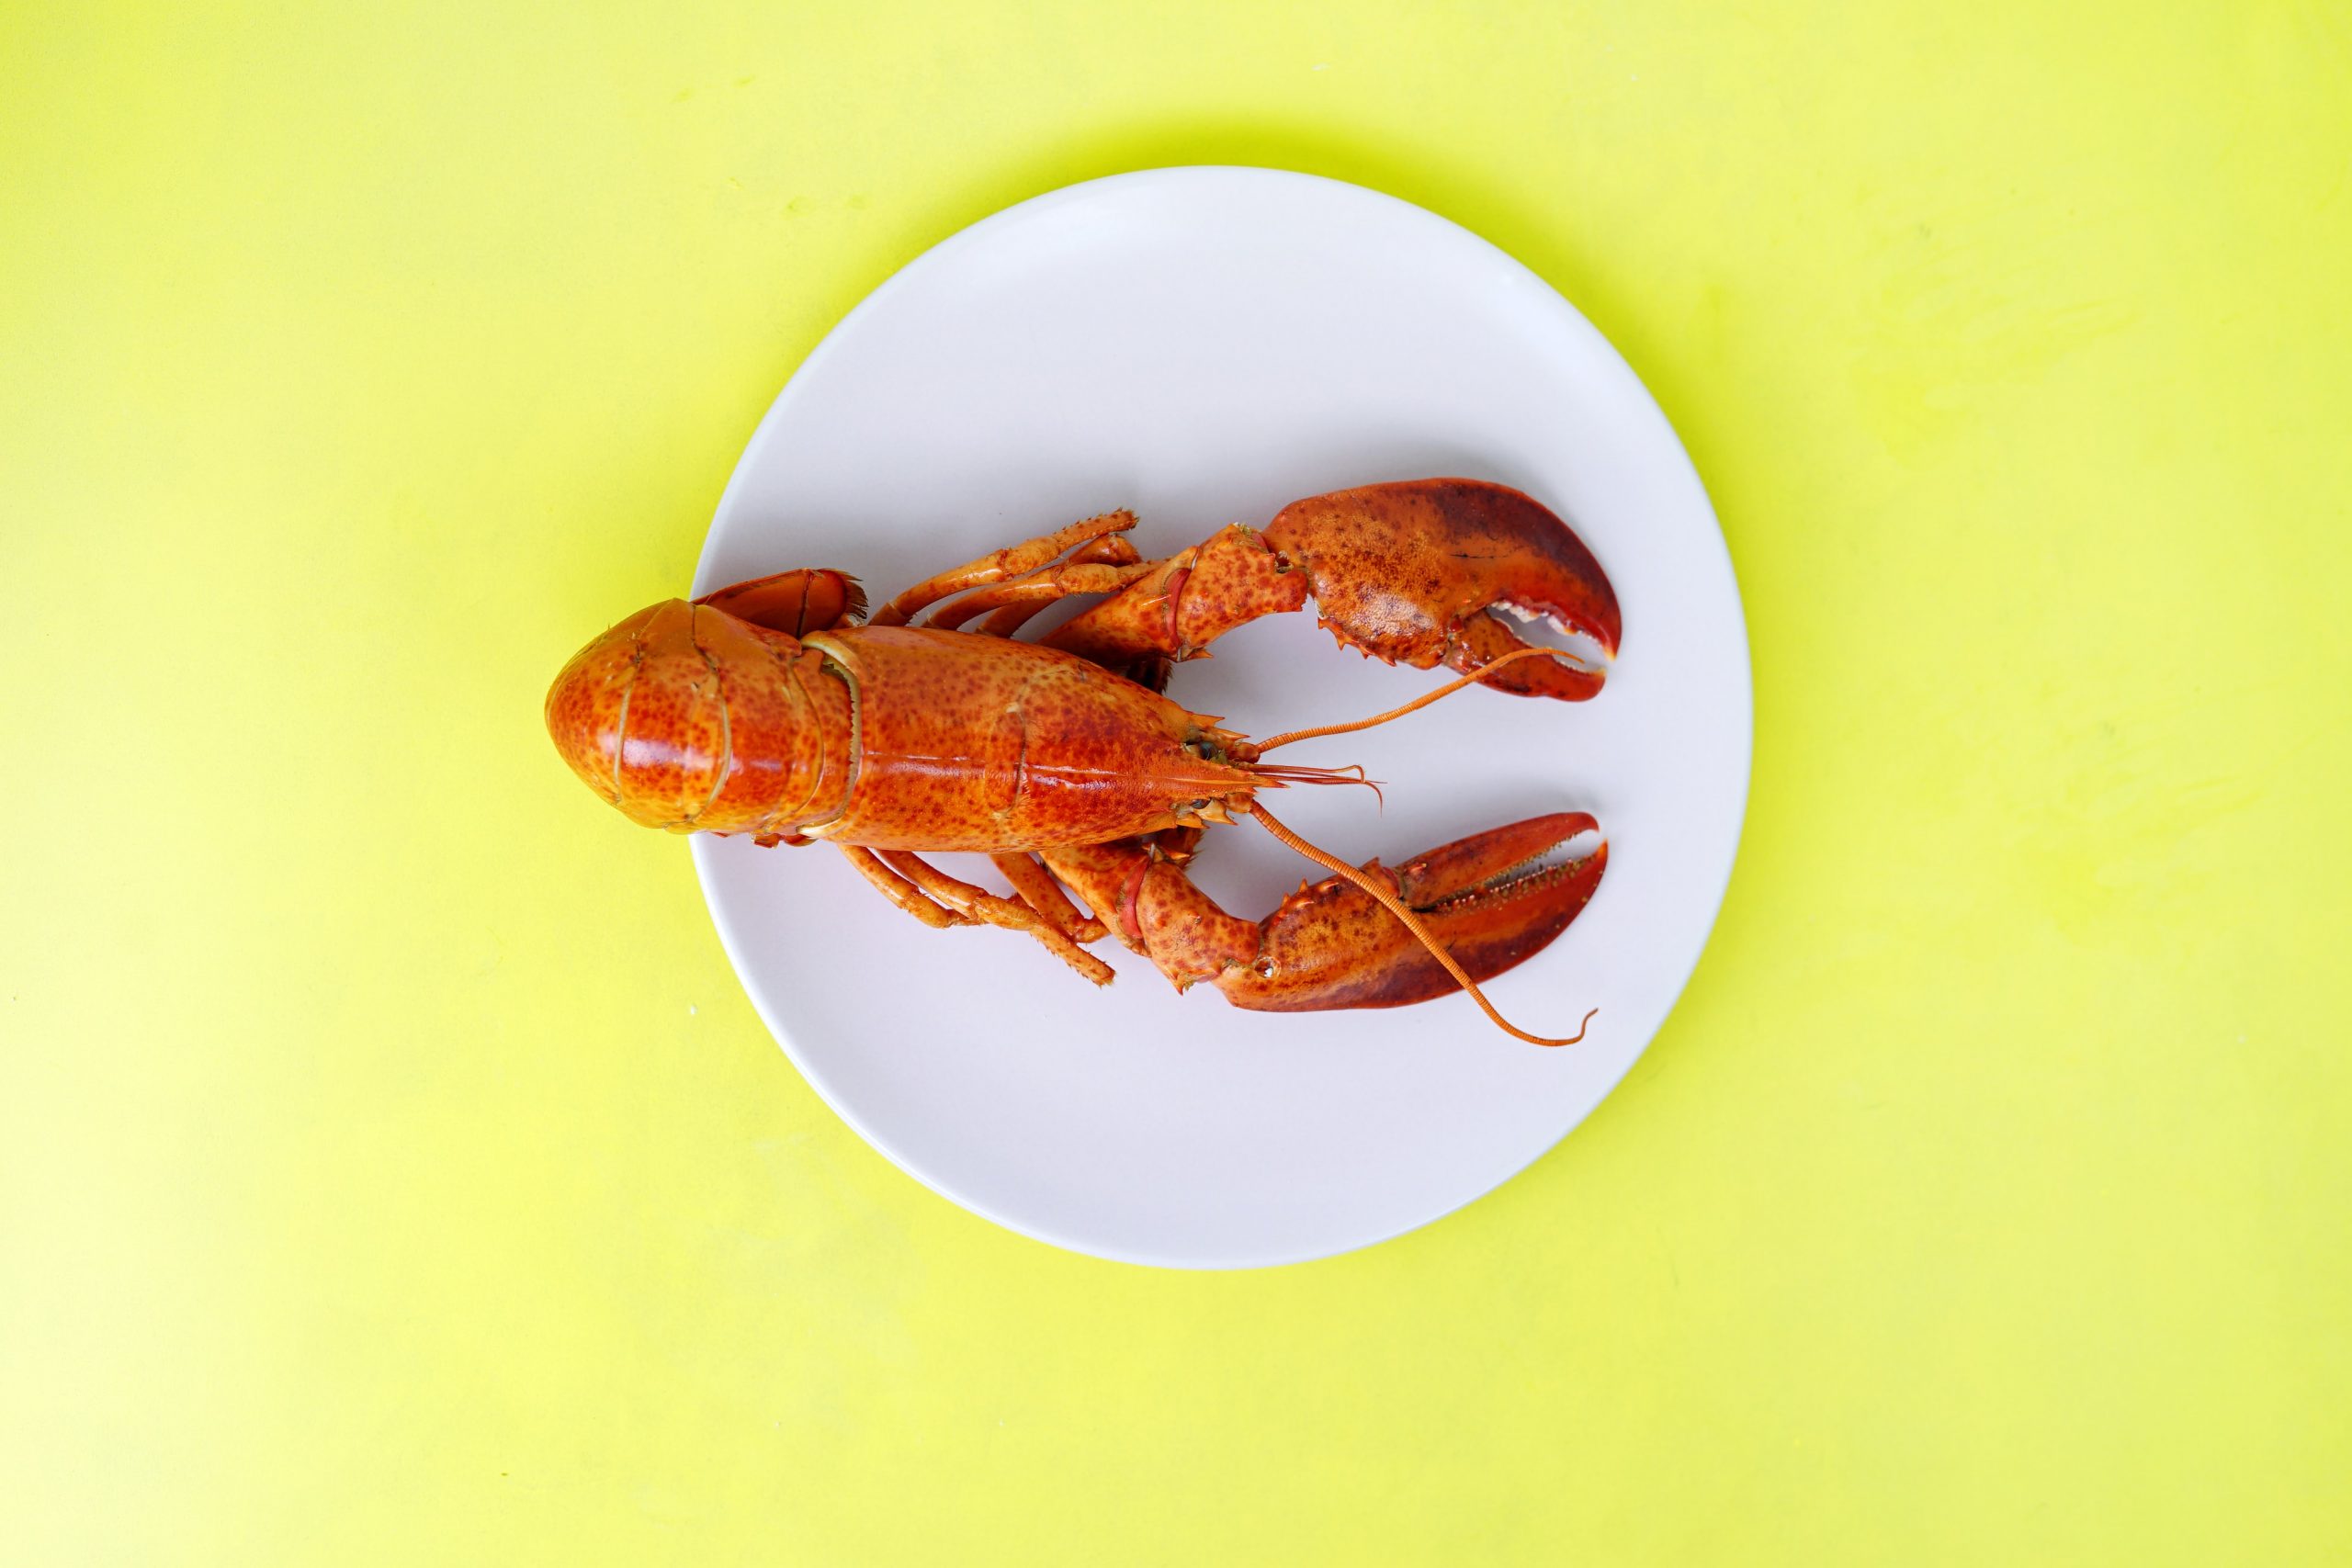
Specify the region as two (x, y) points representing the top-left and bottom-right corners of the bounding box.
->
(690, 164), (1753, 1269)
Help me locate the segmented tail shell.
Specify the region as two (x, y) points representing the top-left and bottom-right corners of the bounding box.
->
(544, 600), (853, 836)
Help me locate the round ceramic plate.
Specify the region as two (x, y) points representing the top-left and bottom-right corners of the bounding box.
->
(692, 167), (1749, 1269)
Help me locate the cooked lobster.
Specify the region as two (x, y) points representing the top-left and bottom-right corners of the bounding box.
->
(546, 479), (1620, 1043)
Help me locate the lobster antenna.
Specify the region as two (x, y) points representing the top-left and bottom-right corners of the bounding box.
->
(1251, 647), (1579, 754)
(1245, 800), (1595, 1048)
(1245, 760), (1385, 807)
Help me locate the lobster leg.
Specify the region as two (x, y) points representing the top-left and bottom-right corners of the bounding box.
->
(842, 844), (1109, 957)
(989, 852), (1107, 944)
(838, 845), (968, 930)
(872, 511), (1138, 626)
(1043, 479), (1622, 699)
(1039, 813), (1605, 1014)
(873, 851), (1116, 987)
(924, 558), (1159, 632)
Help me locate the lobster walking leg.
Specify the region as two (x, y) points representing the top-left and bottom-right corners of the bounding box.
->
(872, 511), (1138, 627)
(989, 852), (1106, 943)
(1040, 813), (1606, 1014)
(1043, 479), (1622, 700)
(843, 845), (1105, 952)
(876, 851), (1116, 986)
(924, 558), (1159, 631)
(970, 536), (1146, 639)
(838, 845), (968, 929)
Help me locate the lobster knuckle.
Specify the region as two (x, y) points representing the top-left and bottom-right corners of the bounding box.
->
(1031, 842), (1147, 953)
(1041, 556), (1192, 665)
(1170, 525), (1308, 653)
(1135, 863), (1261, 989)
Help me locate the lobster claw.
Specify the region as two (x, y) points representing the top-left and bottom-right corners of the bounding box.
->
(1216, 812), (1605, 1013)
(1264, 479), (1621, 699)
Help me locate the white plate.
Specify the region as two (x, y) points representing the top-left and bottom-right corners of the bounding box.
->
(692, 167), (1749, 1269)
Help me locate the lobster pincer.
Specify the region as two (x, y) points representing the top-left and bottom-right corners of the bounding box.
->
(1037, 812), (1604, 1016)
(1217, 812), (1606, 1012)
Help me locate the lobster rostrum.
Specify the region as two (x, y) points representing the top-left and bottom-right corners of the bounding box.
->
(545, 479), (1620, 1043)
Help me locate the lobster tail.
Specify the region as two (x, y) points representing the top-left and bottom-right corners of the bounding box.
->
(545, 600), (854, 837)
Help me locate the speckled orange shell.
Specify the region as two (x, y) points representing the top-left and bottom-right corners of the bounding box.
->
(543, 599), (854, 836)
(800, 626), (1259, 852)
(1263, 479), (1621, 700)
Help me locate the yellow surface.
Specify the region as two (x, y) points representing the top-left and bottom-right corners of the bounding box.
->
(5, 1), (2348, 1561)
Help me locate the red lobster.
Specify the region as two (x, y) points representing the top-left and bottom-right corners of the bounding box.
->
(546, 479), (1619, 1043)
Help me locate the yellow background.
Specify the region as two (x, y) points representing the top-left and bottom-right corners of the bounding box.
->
(6, 2), (2348, 1561)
